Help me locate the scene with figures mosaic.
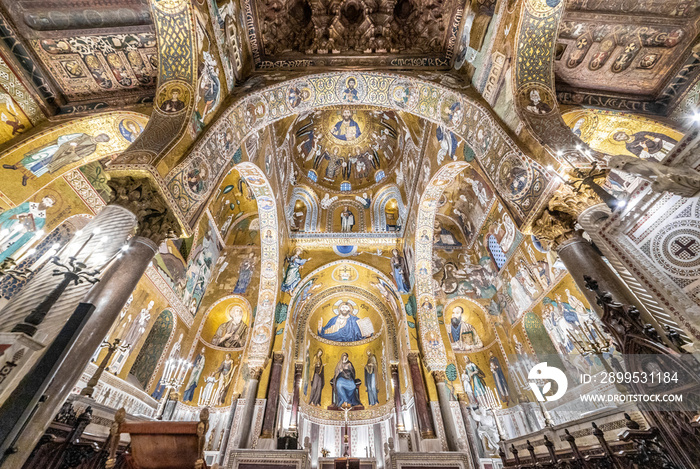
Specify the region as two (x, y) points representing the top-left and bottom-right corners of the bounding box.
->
(0, 0), (699, 468)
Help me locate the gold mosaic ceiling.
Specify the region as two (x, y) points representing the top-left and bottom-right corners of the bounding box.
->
(291, 106), (404, 193)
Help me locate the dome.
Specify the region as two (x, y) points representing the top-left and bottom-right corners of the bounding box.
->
(291, 106), (404, 193)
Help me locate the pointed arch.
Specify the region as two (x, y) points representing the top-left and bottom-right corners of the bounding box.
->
(164, 71), (554, 231)
(287, 186), (320, 232)
(130, 309), (175, 389)
(371, 184), (407, 232)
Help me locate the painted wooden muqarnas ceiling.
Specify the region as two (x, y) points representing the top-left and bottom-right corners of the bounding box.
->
(555, 0), (700, 115)
(246, 0), (463, 69)
(0, 0), (156, 113)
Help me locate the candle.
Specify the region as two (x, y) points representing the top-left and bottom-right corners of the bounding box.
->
(29, 243), (61, 271)
(73, 232), (95, 259)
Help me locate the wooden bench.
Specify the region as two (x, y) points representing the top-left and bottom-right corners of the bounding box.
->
(105, 407), (209, 469)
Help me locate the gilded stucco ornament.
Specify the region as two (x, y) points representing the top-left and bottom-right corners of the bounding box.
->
(107, 176), (181, 245)
(527, 183), (601, 252)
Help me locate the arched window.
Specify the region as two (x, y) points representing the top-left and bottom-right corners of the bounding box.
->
(130, 309), (174, 389)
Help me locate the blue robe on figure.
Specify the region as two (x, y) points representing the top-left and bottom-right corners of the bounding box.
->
(318, 315), (364, 342)
(333, 357), (362, 407)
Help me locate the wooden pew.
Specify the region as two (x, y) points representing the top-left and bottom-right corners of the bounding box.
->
(106, 407), (209, 469)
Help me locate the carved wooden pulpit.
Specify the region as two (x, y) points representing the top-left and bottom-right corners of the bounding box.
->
(105, 407), (209, 469)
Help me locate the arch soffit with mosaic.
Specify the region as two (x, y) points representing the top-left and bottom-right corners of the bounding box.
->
(111, 0), (198, 166)
(414, 162), (476, 371)
(292, 286), (401, 363)
(225, 162), (280, 369)
(160, 71), (555, 232)
(512, 0), (604, 165)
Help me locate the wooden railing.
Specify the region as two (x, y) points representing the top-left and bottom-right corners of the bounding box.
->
(21, 403), (133, 469)
(500, 418), (680, 469)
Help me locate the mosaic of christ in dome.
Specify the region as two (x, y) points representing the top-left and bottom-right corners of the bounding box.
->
(292, 107), (403, 192)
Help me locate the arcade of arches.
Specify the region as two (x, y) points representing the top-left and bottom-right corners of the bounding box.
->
(0, 1), (699, 468)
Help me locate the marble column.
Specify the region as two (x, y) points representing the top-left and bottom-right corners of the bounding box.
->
(406, 352), (435, 439)
(237, 366), (263, 448)
(0, 204), (136, 336)
(556, 232), (638, 311)
(261, 352), (284, 439)
(390, 364), (404, 431)
(289, 362), (303, 430)
(0, 176), (179, 469)
(218, 394), (240, 463)
(432, 371), (460, 451)
(457, 393), (481, 465)
(530, 191), (659, 328)
(1, 234), (161, 468)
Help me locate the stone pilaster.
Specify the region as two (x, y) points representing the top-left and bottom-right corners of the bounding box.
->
(261, 352), (285, 439)
(407, 352), (435, 439)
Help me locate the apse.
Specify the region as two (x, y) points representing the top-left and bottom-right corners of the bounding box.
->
(1, 1), (699, 469)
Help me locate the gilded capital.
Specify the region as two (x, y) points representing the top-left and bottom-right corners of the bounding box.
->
(528, 208), (578, 252)
(107, 176), (181, 245)
(528, 184), (598, 251)
(432, 370), (447, 382)
(548, 183), (600, 220)
(249, 366), (264, 380)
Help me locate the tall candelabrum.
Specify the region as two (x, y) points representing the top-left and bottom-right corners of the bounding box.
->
(0, 225), (74, 281)
(156, 358), (192, 419)
(474, 387), (506, 441)
(11, 228), (117, 337)
(81, 338), (129, 398)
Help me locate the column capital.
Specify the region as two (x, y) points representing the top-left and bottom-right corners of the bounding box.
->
(528, 208), (579, 252)
(407, 351), (421, 363)
(107, 175), (181, 245)
(294, 362), (304, 375)
(431, 370), (447, 382)
(527, 184), (598, 251)
(272, 351), (285, 364)
(390, 363), (399, 374)
(249, 366), (264, 380)
(548, 183), (601, 219)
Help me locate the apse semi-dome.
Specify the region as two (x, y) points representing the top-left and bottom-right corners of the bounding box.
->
(291, 106), (404, 193)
